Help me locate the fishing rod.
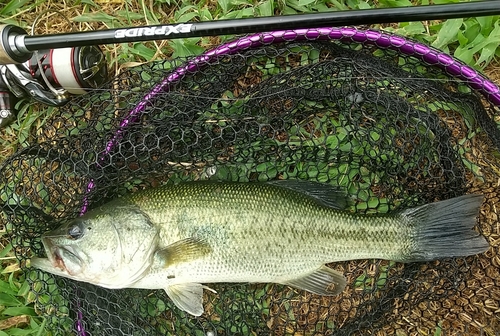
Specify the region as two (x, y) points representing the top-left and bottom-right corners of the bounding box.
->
(0, 0), (499, 127)
(3, 0), (500, 64)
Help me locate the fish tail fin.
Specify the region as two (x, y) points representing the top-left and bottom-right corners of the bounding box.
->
(398, 194), (489, 262)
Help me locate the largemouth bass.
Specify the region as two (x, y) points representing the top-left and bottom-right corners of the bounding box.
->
(31, 181), (489, 316)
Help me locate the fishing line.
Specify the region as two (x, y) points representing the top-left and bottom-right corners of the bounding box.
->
(30, 10), (75, 99)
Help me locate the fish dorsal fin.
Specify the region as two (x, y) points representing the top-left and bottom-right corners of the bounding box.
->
(268, 180), (348, 209)
(164, 283), (216, 316)
(281, 265), (347, 296)
(156, 237), (212, 268)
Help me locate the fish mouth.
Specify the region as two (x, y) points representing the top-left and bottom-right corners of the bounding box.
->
(51, 246), (66, 271)
(42, 238), (80, 275)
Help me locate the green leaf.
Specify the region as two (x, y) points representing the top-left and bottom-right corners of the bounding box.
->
(3, 328), (36, 336)
(462, 20), (481, 44)
(177, 12), (199, 23)
(17, 280), (30, 299)
(257, 0), (274, 16)
(402, 21), (425, 35)
(221, 7), (254, 19)
(283, 0), (309, 12)
(255, 162), (269, 172)
(0, 0), (32, 15)
(297, 0), (316, 6)
(174, 4), (197, 21)
(329, 0), (349, 10)
(282, 6), (297, 14)
(141, 3), (160, 24)
(474, 23), (500, 67)
(72, 12), (118, 23)
(454, 29), (500, 67)
(1, 306), (36, 317)
(434, 322), (443, 336)
(356, 1), (372, 9)
(0, 280), (18, 296)
(80, 0), (97, 5)
(0, 243), (13, 258)
(432, 0), (459, 3)
(476, 42), (499, 67)
(456, 30), (468, 46)
(169, 39), (205, 58)
(199, 8), (213, 21)
(130, 44), (156, 61)
(175, 4), (197, 15)
(0, 292), (22, 306)
(378, 0), (412, 7)
(218, 0), (232, 13)
(431, 18), (463, 50)
(476, 16), (494, 34)
(115, 10), (144, 21)
(232, 0), (254, 5)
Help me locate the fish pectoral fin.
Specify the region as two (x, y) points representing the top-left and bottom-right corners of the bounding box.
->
(281, 265), (347, 296)
(155, 237), (212, 268)
(164, 283), (215, 317)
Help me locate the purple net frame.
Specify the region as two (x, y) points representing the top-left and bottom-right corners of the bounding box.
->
(75, 26), (500, 335)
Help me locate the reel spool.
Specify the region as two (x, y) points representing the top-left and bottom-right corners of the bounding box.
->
(28, 45), (108, 95)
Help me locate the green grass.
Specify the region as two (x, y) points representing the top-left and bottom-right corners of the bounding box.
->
(0, 238), (45, 336)
(0, 0), (499, 335)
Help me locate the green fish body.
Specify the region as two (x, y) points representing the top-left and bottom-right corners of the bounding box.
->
(31, 181), (489, 316)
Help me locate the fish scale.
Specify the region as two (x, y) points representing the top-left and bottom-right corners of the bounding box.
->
(125, 183), (418, 281)
(132, 183), (399, 263)
(31, 180), (488, 316)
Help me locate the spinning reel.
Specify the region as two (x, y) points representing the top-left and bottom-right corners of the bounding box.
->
(0, 25), (108, 128)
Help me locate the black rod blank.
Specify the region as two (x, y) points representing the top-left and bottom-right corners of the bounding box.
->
(20, 1), (500, 51)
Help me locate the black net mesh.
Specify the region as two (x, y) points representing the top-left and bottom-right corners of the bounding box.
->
(1, 28), (500, 335)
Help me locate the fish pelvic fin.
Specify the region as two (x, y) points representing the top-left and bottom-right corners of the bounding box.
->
(156, 237), (212, 268)
(281, 265), (347, 296)
(398, 194), (489, 262)
(164, 283), (216, 316)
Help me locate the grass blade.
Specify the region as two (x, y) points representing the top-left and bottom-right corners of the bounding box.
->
(0, 0), (32, 16)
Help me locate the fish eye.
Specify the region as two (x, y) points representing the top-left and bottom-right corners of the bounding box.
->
(68, 221), (84, 240)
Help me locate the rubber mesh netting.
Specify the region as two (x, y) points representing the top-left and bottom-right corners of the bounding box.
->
(1, 27), (500, 335)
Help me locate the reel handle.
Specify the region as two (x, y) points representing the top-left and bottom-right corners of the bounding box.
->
(0, 89), (16, 128)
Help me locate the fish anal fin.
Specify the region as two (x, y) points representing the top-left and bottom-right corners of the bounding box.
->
(282, 265), (347, 296)
(156, 237), (212, 268)
(164, 283), (216, 316)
